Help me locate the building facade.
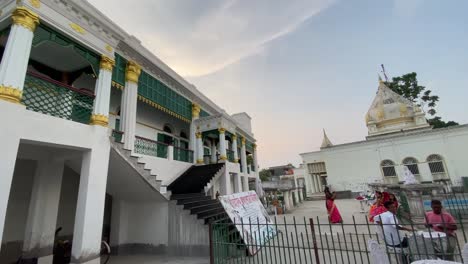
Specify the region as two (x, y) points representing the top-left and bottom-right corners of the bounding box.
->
(0, 1), (259, 263)
(301, 80), (468, 197)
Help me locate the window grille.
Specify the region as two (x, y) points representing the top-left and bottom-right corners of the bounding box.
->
(402, 157), (420, 175)
(427, 154), (446, 174)
(381, 160), (397, 177)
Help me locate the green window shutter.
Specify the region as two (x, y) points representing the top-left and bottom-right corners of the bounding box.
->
(112, 53), (127, 87)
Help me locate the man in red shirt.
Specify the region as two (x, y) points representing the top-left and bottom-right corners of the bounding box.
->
(425, 200), (458, 260)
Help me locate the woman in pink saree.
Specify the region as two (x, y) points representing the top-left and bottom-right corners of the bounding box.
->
(324, 187), (343, 223)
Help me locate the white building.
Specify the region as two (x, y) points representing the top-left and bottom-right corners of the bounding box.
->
(0, 1), (259, 263)
(301, 79), (468, 198)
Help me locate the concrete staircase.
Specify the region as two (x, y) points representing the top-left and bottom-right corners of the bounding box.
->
(171, 193), (228, 224)
(110, 138), (163, 192)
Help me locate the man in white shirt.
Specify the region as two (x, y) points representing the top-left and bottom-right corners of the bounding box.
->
(375, 201), (413, 247)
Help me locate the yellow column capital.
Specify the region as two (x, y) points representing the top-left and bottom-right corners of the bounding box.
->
(100, 55), (115, 71)
(125, 60), (141, 83)
(195, 132), (202, 138)
(232, 134), (237, 141)
(90, 114), (109, 127)
(241, 137), (246, 146)
(12, 7), (40, 32)
(218, 128), (226, 134)
(192, 103), (201, 119)
(0, 85), (22, 104)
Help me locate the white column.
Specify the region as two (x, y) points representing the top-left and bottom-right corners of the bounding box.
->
(210, 139), (217, 164)
(71, 146), (110, 264)
(22, 158), (64, 262)
(232, 135), (239, 163)
(218, 128), (227, 162)
(0, 137), (20, 251)
(196, 132), (204, 164)
(168, 145), (174, 161)
(121, 61), (141, 151)
(0, 7), (39, 104)
(190, 104), (200, 164)
(284, 191), (291, 211)
(234, 173), (242, 193)
(310, 174), (317, 193)
(299, 189), (304, 202)
(241, 137), (249, 191)
(90, 56), (114, 126)
(220, 169), (231, 195)
(253, 144), (259, 175)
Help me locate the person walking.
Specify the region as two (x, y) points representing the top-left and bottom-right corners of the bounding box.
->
(324, 187), (343, 223)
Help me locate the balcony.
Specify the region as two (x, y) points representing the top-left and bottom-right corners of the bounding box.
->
(134, 135), (168, 159)
(227, 150), (235, 163)
(22, 71), (95, 124)
(174, 146), (194, 163)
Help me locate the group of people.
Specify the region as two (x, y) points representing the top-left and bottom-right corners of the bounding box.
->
(368, 191), (399, 223)
(325, 188), (459, 260)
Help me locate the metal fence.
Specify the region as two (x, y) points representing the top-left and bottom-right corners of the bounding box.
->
(210, 215), (468, 264)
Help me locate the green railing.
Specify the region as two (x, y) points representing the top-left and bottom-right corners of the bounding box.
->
(174, 146), (194, 163)
(112, 130), (123, 142)
(22, 71), (95, 124)
(134, 135), (168, 158)
(227, 150), (235, 163)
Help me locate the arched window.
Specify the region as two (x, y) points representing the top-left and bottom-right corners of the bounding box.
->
(427, 155), (447, 180)
(163, 124), (173, 134)
(381, 160), (397, 177)
(180, 131), (188, 139)
(402, 157), (420, 175)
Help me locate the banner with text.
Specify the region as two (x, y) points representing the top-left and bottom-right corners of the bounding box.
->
(219, 191), (277, 255)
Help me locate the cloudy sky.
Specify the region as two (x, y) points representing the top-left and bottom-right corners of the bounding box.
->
(89, 0), (468, 168)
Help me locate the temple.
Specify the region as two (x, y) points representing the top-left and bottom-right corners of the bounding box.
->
(301, 79), (468, 197)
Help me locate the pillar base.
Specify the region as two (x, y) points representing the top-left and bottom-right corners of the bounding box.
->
(0, 85), (23, 104)
(89, 114), (109, 127)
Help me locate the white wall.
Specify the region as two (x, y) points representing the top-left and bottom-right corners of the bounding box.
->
(301, 126), (468, 193)
(110, 200), (169, 247)
(138, 155), (192, 186)
(56, 165), (80, 237)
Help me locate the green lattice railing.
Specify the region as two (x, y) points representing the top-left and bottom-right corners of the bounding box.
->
(22, 71), (95, 124)
(134, 136), (168, 159)
(174, 146), (194, 163)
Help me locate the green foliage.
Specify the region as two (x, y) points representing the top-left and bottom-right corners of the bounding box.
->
(259, 169), (272, 181)
(384, 72), (458, 129)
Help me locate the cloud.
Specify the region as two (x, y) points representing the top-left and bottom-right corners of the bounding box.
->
(87, 0), (335, 77)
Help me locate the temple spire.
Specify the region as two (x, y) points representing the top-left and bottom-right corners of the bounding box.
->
(321, 129), (333, 149)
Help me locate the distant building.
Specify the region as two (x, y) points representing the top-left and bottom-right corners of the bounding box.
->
(300, 80), (468, 197)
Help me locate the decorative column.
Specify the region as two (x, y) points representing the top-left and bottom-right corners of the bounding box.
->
(232, 135), (239, 163)
(22, 159), (64, 263)
(310, 174), (318, 193)
(210, 139), (217, 164)
(196, 132), (204, 164)
(241, 137), (249, 191)
(90, 56), (115, 126)
(0, 7), (39, 104)
(315, 175), (322, 192)
(284, 191), (291, 211)
(120, 61), (141, 150)
(218, 128), (227, 161)
(71, 147), (110, 264)
(253, 143), (259, 174)
(190, 103), (200, 163)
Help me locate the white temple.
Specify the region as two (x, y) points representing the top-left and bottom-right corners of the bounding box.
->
(301, 79), (468, 197)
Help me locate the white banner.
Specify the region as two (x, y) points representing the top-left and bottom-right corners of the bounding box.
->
(219, 191), (277, 255)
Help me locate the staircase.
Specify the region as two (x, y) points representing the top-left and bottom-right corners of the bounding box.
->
(110, 137), (162, 192)
(168, 163), (229, 224)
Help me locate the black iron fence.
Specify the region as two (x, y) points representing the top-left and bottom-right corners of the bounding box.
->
(210, 215), (468, 264)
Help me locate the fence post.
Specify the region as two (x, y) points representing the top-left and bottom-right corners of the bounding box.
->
(209, 222), (215, 264)
(309, 218), (321, 264)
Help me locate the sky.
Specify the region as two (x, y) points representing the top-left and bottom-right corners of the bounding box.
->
(88, 0), (468, 168)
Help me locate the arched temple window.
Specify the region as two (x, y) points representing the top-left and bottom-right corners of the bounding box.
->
(381, 160), (397, 177)
(163, 124), (173, 134)
(427, 154), (447, 181)
(402, 157), (420, 175)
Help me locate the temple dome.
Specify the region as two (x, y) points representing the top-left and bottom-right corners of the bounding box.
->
(365, 79), (430, 137)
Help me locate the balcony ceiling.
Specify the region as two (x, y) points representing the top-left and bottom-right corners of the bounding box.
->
(30, 41), (90, 72)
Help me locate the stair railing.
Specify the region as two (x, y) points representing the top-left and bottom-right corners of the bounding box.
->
(204, 164), (226, 198)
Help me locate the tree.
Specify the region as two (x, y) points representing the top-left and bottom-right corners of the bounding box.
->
(259, 169), (272, 182)
(384, 72), (458, 128)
